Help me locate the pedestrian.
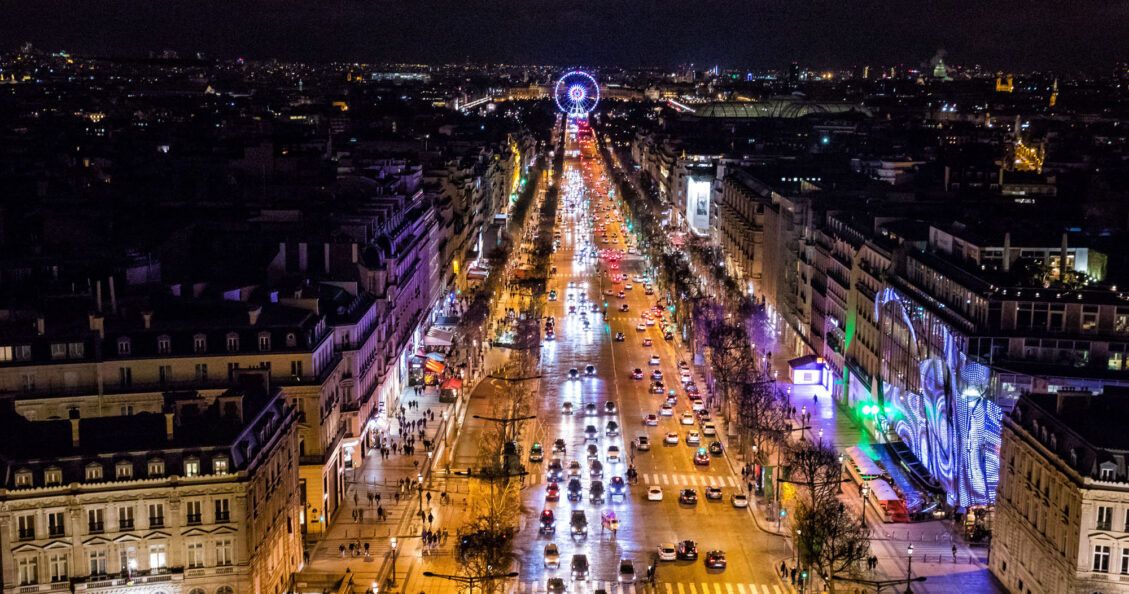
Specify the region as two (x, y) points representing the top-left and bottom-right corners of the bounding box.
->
(747, 481), (753, 493)
(377, 506), (385, 521)
(375, 493), (381, 505)
(790, 567), (796, 584)
(426, 492), (432, 505)
(339, 544), (346, 558)
(952, 544), (958, 561)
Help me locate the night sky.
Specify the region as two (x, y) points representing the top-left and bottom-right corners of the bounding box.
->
(2, 0), (1127, 70)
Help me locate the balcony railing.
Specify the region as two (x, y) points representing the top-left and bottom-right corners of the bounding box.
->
(18, 529), (35, 540)
(149, 517), (164, 528)
(88, 522), (104, 534)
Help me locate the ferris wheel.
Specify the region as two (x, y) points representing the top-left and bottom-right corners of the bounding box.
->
(554, 70), (600, 118)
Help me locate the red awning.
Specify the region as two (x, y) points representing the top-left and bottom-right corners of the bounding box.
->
(441, 377), (463, 390)
(425, 359), (446, 374)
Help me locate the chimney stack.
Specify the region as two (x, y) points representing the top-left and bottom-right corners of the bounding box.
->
(1060, 233), (1069, 280)
(35, 316), (45, 336)
(88, 313), (105, 338)
(164, 412), (175, 441)
(248, 305), (263, 326)
(95, 280), (103, 313)
(141, 310), (153, 329)
(1003, 232), (1012, 273)
(69, 409), (81, 448)
(108, 276), (118, 314)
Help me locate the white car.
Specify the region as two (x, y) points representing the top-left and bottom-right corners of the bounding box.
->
(664, 432), (679, 445)
(680, 412), (695, 425)
(657, 543), (677, 561)
(731, 494), (749, 508)
(680, 370), (693, 383)
(636, 324), (646, 331)
(643, 414), (659, 426)
(607, 445), (622, 463)
(648, 355), (661, 366)
(691, 399), (705, 412)
(647, 486), (664, 501)
(625, 283), (633, 290)
(702, 423), (717, 437)
(645, 318), (656, 326)
(686, 431), (701, 445)
(660, 403), (675, 416)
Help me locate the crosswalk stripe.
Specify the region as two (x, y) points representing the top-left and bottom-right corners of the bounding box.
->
(736, 585), (746, 594)
(661, 474), (669, 485)
(666, 583), (674, 594)
(688, 585), (697, 594)
(725, 584), (735, 594)
(714, 584), (723, 594)
(701, 582), (710, 594)
(676, 583), (684, 594)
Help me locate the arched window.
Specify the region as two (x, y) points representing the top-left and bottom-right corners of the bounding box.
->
(189, 588), (206, 594)
(285, 333), (298, 348)
(217, 586), (235, 594)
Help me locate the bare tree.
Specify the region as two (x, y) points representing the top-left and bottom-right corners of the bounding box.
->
(794, 500), (870, 593)
(783, 439), (843, 509)
(734, 375), (791, 466)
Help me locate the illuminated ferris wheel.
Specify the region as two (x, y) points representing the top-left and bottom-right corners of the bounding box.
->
(554, 70), (600, 118)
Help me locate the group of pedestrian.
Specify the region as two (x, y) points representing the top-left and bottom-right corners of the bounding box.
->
(865, 555), (879, 570)
(338, 541), (371, 558)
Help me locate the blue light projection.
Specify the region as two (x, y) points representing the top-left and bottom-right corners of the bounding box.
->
(876, 287), (1003, 509)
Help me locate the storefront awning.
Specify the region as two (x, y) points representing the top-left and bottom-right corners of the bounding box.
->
(441, 377), (463, 390)
(427, 352), (446, 362)
(425, 359), (446, 374)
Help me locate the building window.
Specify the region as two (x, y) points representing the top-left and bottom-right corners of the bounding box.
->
(15, 468), (32, 487)
(87, 508), (104, 533)
(117, 337), (131, 355)
(215, 539), (233, 566)
(1095, 544), (1112, 572)
(148, 503), (165, 528)
(67, 342), (85, 359)
(158, 365), (172, 386)
(286, 333), (298, 347)
(120, 405), (134, 415)
(291, 360), (303, 377)
(49, 553), (68, 582)
(116, 461), (133, 479)
(193, 334), (207, 353)
(190, 589), (207, 594)
(85, 463), (103, 481)
(184, 458), (200, 478)
(217, 586), (234, 594)
(258, 332), (271, 352)
(1122, 548), (1129, 575)
(88, 549), (107, 575)
(157, 335), (171, 354)
(148, 544), (167, 571)
(118, 506), (134, 530)
(213, 457), (229, 475)
(1101, 463), (1116, 481)
(186, 542), (204, 568)
(186, 500), (202, 525)
(50, 343), (67, 359)
(1111, 344), (1126, 371)
(195, 363), (208, 382)
(45, 466), (62, 485)
(48, 511), (65, 537)
(0, 345), (12, 361)
(17, 514), (36, 540)
(1098, 506), (1113, 530)
(226, 332), (240, 353)
(215, 498), (231, 522)
(118, 366), (132, 388)
(18, 556), (39, 585)
(148, 458), (165, 477)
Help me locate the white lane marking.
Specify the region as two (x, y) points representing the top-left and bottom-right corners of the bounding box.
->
(714, 584), (723, 594)
(688, 585), (697, 594)
(675, 583), (684, 594)
(772, 585), (785, 594)
(736, 585), (747, 594)
(661, 474), (669, 485)
(725, 584), (735, 594)
(666, 583), (674, 594)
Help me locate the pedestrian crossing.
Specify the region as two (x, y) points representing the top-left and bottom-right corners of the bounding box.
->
(507, 581), (789, 593)
(528, 472), (746, 489)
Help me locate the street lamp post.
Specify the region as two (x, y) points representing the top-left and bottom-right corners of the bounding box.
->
(417, 472), (425, 524)
(442, 409), (450, 447)
(905, 544), (914, 594)
(794, 528), (801, 567)
(837, 453), (845, 494)
(389, 537), (398, 587)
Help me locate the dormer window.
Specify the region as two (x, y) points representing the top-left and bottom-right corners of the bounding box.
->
(226, 332), (240, 353)
(117, 337), (131, 356)
(116, 461), (133, 480)
(213, 456), (229, 475)
(1049, 434), (1058, 450)
(85, 463), (103, 481)
(193, 334), (207, 354)
(147, 458), (165, 477)
(1070, 449), (1079, 467)
(44, 466), (62, 485)
(14, 468), (33, 487)
(258, 332), (272, 352)
(157, 335), (171, 355)
(183, 457), (200, 478)
(1100, 462), (1117, 481)
(285, 333), (298, 348)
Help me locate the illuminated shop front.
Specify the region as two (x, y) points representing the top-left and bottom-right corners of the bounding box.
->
(874, 286), (1003, 510)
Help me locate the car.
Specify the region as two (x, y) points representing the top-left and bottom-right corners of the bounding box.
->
(553, 439), (567, 453)
(607, 445), (621, 462)
(705, 486), (723, 500)
(645, 287), (655, 295)
(567, 478), (583, 501)
(680, 412), (695, 426)
(545, 330), (555, 341)
(585, 403), (598, 416)
(642, 414), (659, 426)
(642, 337), (653, 347)
(659, 403), (675, 416)
(636, 323), (646, 331)
(678, 360), (691, 370)
(709, 441), (723, 455)
(657, 543), (677, 561)
(635, 435), (651, 450)
(731, 494), (749, 508)
(589, 480), (605, 503)
(568, 460), (582, 477)
(686, 431), (701, 445)
(631, 368), (644, 380)
(618, 558), (636, 583)
(540, 508), (556, 533)
(696, 409), (712, 421)
(614, 332), (625, 342)
(645, 318), (656, 326)
(664, 432), (679, 445)
(544, 543), (561, 568)
(651, 370), (663, 380)
(651, 381), (666, 394)
(664, 331), (674, 340)
(568, 305), (576, 314)
(547, 459), (564, 481)
(690, 398), (705, 412)
(548, 291), (558, 301)
(680, 369), (693, 383)
(647, 486), (664, 501)
(609, 476), (627, 497)
(530, 442), (544, 462)
(571, 553), (589, 579)
(589, 460), (603, 478)
(604, 401), (617, 414)
(584, 425), (598, 440)
(547, 578), (567, 593)
(676, 539), (699, 560)
(625, 283), (633, 290)
(702, 423), (717, 437)
(570, 510), (587, 537)
(620, 303), (629, 312)
(704, 550), (727, 570)
(693, 448), (711, 466)
(685, 383), (700, 394)
(568, 367), (579, 379)
(568, 281), (576, 288)
(561, 402), (574, 414)
(648, 355), (661, 365)
(618, 291), (626, 299)
(546, 482), (560, 501)
(605, 421), (620, 436)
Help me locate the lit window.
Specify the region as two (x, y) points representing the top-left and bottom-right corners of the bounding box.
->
(193, 334), (207, 353)
(147, 458), (165, 477)
(213, 457), (229, 475)
(157, 335), (172, 354)
(184, 458), (200, 478)
(14, 468), (33, 487)
(258, 332), (271, 352)
(44, 467), (62, 485)
(117, 337), (131, 355)
(85, 463), (103, 481)
(226, 333), (240, 353)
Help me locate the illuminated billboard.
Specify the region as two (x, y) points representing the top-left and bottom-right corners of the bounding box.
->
(686, 177), (712, 236)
